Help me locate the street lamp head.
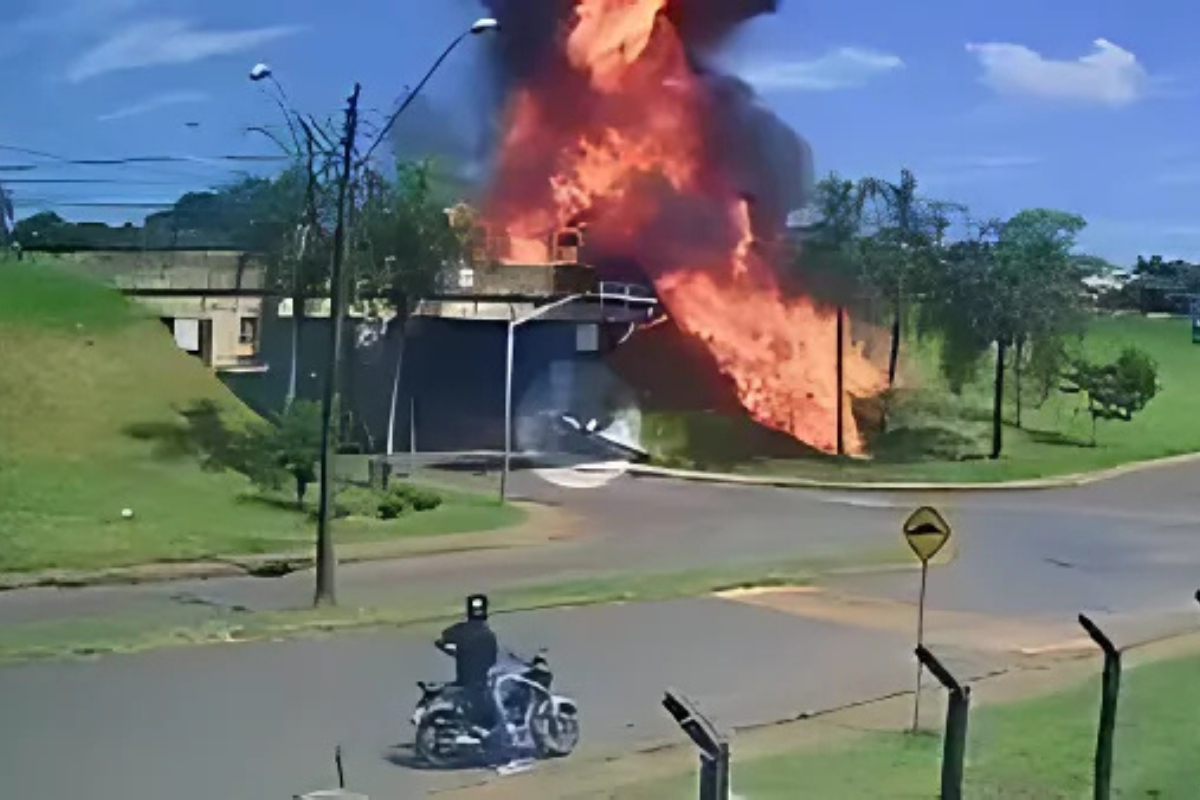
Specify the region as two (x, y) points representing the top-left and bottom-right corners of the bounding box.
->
(470, 17), (500, 35)
(249, 63), (272, 82)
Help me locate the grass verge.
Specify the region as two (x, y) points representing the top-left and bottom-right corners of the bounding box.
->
(0, 549), (901, 664)
(620, 649), (1200, 799)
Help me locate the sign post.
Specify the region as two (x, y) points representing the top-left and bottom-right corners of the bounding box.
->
(903, 505), (952, 732)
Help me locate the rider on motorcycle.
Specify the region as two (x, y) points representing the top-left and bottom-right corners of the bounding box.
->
(435, 594), (524, 769)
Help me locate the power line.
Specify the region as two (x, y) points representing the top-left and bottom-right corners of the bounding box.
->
(28, 201), (176, 209)
(1, 178), (183, 185)
(0, 144), (289, 166)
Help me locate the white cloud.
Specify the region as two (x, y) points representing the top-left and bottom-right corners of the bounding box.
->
(965, 39), (1148, 107)
(739, 47), (904, 92)
(66, 18), (305, 82)
(0, 0), (146, 58)
(97, 90), (210, 122)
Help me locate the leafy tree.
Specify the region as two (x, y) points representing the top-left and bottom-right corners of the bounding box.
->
(1116, 255), (1200, 313)
(799, 172), (868, 303)
(234, 400), (325, 507)
(1060, 348), (1160, 445)
(994, 209), (1089, 428)
(13, 211), (70, 247)
(353, 160), (474, 452)
(921, 209), (1089, 458)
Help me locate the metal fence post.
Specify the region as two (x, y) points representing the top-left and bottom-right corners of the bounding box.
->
(915, 645), (970, 800)
(1079, 614), (1122, 800)
(663, 689), (730, 800)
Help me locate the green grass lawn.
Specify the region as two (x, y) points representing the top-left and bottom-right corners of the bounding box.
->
(624, 652), (1200, 799)
(648, 314), (1200, 483)
(0, 257), (520, 572)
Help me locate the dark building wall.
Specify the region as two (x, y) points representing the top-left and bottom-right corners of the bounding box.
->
(222, 307), (603, 454)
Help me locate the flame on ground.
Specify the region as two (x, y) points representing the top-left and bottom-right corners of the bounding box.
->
(483, 0), (887, 454)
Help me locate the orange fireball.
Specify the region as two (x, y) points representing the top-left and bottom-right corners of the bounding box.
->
(483, 0), (887, 454)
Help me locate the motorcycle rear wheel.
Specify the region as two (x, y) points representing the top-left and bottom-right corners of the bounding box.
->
(415, 710), (467, 769)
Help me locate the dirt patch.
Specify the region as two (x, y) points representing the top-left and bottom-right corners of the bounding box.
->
(714, 587), (1081, 656)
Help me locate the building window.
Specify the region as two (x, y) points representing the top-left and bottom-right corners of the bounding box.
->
(239, 316), (259, 346)
(173, 318), (201, 353)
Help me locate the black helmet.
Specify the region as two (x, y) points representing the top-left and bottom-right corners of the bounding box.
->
(466, 593), (489, 621)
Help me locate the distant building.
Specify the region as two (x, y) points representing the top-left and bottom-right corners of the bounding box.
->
(68, 249), (267, 374)
(98, 241), (659, 455)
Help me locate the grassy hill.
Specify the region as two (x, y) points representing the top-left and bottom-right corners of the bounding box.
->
(0, 258), (517, 572)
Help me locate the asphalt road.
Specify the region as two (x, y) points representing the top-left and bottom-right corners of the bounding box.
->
(2, 462), (1200, 797)
(0, 598), (935, 800)
(4, 462), (1200, 625)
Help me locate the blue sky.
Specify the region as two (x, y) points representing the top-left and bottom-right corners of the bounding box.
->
(1, 0), (1198, 265)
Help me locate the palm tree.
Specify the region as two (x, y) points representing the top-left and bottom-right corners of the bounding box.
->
(856, 169), (931, 388)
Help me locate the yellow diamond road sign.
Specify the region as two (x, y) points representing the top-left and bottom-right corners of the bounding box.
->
(903, 506), (952, 563)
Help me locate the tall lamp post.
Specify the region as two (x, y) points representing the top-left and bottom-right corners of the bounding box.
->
(501, 294), (586, 503)
(357, 18), (499, 168)
(499, 286), (660, 501)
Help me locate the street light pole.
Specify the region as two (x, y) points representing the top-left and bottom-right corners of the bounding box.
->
(314, 83), (362, 608)
(501, 319), (517, 501)
(358, 18), (499, 168)
(500, 293), (585, 502)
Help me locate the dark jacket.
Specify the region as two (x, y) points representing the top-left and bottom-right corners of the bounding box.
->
(438, 619), (498, 689)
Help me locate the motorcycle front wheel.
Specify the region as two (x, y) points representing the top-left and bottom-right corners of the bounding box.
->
(415, 709), (466, 769)
(530, 699), (580, 758)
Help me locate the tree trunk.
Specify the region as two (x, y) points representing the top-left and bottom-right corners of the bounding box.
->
(386, 308), (410, 456)
(991, 340), (1007, 460)
(1091, 412), (1098, 447)
(295, 475), (307, 508)
(887, 296), (902, 388)
(1014, 337), (1024, 429)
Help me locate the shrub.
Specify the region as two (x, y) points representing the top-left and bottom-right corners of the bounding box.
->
(332, 486), (384, 519)
(390, 483), (443, 512)
(378, 492), (409, 520)
(1060, 346), (1160, 444)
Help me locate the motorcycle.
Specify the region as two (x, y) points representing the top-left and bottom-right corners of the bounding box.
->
(411, 648), (581, 769)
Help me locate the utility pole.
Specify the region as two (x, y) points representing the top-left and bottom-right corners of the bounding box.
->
(314, 83), (361, 607)
(836, 305), (846, 457)
(338, 173), (359, 446)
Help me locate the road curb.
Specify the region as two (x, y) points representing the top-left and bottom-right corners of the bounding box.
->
(626, 450), (1200, 492)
